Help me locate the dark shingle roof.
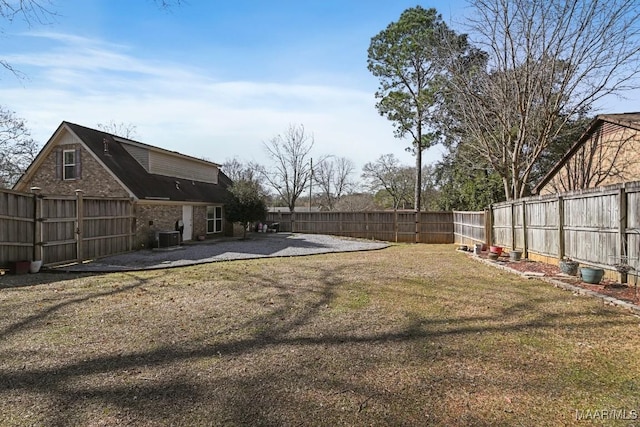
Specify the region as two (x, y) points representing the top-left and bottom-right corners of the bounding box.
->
(65, 122), (232, 203)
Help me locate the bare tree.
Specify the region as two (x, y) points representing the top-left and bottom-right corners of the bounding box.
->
(221, 157), (268, 196)
(551, 126), (636, 192)
(361, 154), (414, 210)
(261, 124), (314, 212)
(333, 193), (381, 211)
(0, 106), (38, 188)
(222, 157), (250, 182)
(96, 121), (138, 139)
(313, 156), (355, 210)
(444, 0), (640, 200)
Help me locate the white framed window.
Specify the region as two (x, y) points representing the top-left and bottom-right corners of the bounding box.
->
(206, 206), (223, 233)
(63, 149), (77, 180)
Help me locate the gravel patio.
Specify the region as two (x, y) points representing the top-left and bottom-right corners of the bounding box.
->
(54, 233), (389, 272)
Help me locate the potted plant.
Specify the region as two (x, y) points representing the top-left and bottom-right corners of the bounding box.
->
(613, 257), (635, 275)
(559, 257), (579, 276)
(473, 243), (483, 255)
(29, 260), (43, 274)
(580, 266), (605, 284)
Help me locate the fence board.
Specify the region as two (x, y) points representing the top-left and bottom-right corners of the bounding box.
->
(453, 211), (485, 245)
(40, 196), (77, 265)
(491, 204), (513, 248)
(81, 197), (134, 261)
(526, 198), (559, 257)
(266, 210), (455, 243)
(488, 181), (640, 281)
(1, 189), (134, 268)
(0, 190), (34, 264)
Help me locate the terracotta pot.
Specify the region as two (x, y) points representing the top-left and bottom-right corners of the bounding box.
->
(12, 260), (30, 275)
(489, 246), (502, 256)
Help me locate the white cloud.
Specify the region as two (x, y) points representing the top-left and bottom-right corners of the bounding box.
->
(1, 31), (435, 175)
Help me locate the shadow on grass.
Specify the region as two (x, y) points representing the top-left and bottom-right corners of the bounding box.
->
(0, 262), (636, 425)
(0, 273), (151, 342)
(0, 271), (100, 289)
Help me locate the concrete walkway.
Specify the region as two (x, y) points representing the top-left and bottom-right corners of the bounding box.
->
(57, 233), (389, 273)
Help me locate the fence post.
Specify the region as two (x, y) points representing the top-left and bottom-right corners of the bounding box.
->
(75, 189), (84, 263)
(394, 210), (398, 243)
(366, 212), (370, 240)
(485, 205), (493, 246)
(291, 211), (295, 233)
(415, 211), (420, 243)
(510, 202), (517, 250)
(128, 199), (135, 251)
(522, 200), (528, 258)
(618, 186), (628, 283)
(30, 187), (43, 263)
(557, 196), (565, 261)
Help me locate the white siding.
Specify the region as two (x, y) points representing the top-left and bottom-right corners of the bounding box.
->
(122, 143), (150, 171)
(148, 151), (218, 184)
(58, 130), (82, 146)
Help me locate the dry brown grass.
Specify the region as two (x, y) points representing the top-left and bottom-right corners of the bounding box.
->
(1, 244), (639, 426)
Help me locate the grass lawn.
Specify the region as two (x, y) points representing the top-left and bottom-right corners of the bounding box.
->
(1, 244), (639, 426)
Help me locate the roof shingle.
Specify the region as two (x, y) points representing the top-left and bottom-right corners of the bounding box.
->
(65, 122), (232, 203)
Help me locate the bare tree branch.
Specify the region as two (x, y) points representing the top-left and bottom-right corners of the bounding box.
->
(551, 123), (637, 192)
(361, 154), (414, 210)
(261, 124), (314, 212)
(313, 156), (355, 210)
(444, 0), (640, 199)
(0, 106), (38, 188)
(96, 121), (138, 139)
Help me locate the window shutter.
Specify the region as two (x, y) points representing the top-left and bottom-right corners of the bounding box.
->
(55, 149), (62, 180)
(75, 148), (82, 179)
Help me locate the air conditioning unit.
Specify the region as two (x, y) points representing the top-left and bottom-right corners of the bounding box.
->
(157, 231), (180, 248)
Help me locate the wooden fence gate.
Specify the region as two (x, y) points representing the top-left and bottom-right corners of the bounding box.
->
(1, 189), (134, 267)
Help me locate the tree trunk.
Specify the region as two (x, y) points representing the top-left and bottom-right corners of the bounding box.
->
(415, 149), (422, 211)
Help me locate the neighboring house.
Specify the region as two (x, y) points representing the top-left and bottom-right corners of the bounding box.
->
(534, 113), (640, 195)
(13, 121), (233, 247)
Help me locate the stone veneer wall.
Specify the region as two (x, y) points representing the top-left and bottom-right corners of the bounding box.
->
(134, 204), (230, 248)
(134, 204), (183, 249)
(23, 143), (129, 197)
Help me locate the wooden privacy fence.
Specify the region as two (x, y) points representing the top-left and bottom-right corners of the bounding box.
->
(490, 181), (640, 277)
(0, 189), (34, 265)
(1, 188), (135, 267)
(453, 211), (487, 246)
(266, 211), (454, 243)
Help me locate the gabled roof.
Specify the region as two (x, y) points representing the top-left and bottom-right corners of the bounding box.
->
(17, 121), (232, 203)
(533, 113), (640, 194)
